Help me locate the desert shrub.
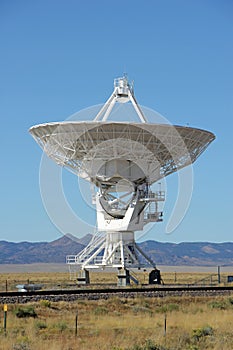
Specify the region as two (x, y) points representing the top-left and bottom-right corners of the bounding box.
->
(132, 306), (152, 314)
(12, 344), (31, 350)
(52, 321), (68, 332)
(208, 298), (233, 310)
(177, 331), (191, 347)
(35, 320), (47, 330)
(129, 339), (167, 350)
(192, 326), (214, 341)
(140, 299), (150, 308)
(186, 346), (199, 350)
(39, 299), (51, 308)
(14, 306), (37, 318)
(93, 306), (109, 315)
(157, 303), (179, 313)
(12, 336), (31, 350)
(208, 300), (226, 309)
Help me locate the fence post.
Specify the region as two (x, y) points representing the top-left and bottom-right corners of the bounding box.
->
(75, 312), (78, 337)
(164, 313), (167, 337)
(4, 304), (7, 335)
(218, 266), (221, 284)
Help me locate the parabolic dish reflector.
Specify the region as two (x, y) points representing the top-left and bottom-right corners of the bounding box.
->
(29, 121), (215, 184)
(29, 76), (216, 278)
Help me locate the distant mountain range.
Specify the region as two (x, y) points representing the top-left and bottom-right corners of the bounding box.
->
(0, 234), (232, 266)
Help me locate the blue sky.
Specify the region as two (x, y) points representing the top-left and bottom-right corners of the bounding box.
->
(0, 0), (232, 243)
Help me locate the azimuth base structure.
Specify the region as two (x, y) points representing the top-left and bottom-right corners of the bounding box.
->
(30, 75), (215, 285)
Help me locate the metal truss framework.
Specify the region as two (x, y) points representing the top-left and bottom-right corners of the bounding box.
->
(66, 231), (155, 270)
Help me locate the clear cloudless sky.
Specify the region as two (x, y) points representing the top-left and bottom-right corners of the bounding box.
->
(0, 0), (232, 243)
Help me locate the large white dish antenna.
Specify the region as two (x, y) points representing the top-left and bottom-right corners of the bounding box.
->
(29, 76), (215, 284)
(29, 121), (214, 185)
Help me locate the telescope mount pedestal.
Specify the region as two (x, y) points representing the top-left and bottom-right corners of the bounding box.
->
(67, 187), (165, 285)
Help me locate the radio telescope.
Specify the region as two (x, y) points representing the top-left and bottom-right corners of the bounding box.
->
(29, 76), (215, 285)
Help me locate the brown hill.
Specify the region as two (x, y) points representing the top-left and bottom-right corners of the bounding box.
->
(0, 234), (86, 264)
(0, 234), (232, 266)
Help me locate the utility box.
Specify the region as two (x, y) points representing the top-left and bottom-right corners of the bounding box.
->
(227, 276), (233, 283)
(149, 268), (161, 284)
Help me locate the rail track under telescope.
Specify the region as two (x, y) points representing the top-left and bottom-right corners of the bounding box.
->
(0, 285), (233, 304)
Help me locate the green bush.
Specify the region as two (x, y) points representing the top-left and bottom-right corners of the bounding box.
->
(192, 326), (214, 341)
(132, 306), (152, 314)
(157, 303), (179, 313)
(35, 320), (47, 330)
(129, 339), (167, 350)
(39, 299), (51, 308)
(93, 306), (109, 315)
(52, 321), (68, 332)
(187, 346), (199, 350)
(14, 306), (37, 318)
(208, 300), (226, 309)
(208, 298), (233, 310)
(12, 337), (31, 350)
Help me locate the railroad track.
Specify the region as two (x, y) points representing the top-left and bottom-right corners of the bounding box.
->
(0, 285), (233, 304)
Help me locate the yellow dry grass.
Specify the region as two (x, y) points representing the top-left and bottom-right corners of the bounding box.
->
(0, 270), (231, 291)
(0, 295), (233, 350)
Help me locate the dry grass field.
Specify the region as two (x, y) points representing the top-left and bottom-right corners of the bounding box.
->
(0, 295), (233, 350)
(0, 270), (233, 349)
(0, 269), (232, 291)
